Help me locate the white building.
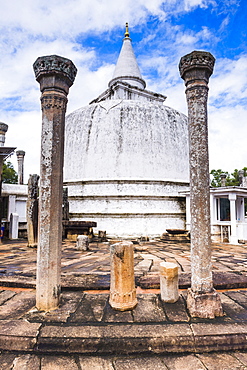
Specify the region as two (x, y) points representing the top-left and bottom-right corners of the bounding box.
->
(184, 186), (247, 244)
(63, 26), (190, 238)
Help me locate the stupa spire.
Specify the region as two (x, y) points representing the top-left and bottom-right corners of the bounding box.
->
(108, 23), (146, 90)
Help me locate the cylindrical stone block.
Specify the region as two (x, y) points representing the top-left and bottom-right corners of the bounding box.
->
(109, 241), (137, 311)
(76, 235), (89, 251)
(160, 262), (179, 303)
(33, 55), (77, 311)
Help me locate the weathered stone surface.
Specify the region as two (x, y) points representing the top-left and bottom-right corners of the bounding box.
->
(132, 294), (166, 322)
(162, 295), (190, 322)
(164, 354), (206, 370)
(109, 242), (137, 311)
(220, 292), (247, 321)
(0, 290), (16, 305)
(69, 293), (107, 323)
(197, 352), (246, 370)
(38, 323), (194, 354)
(0, 291), (35, 320)
(0, 320), (41, 351)
(103, 299), (134, 323)
(114, 356), (167, 369)
(191, 322), (247, 352)
(41, 355), (79, 369)
(234, 351), (247, 366)
(0, 352), (17, 370)
(12, 353), (40, 369)
(79, 356), (114, 369)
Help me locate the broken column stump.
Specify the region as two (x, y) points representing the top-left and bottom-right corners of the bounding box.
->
(76, 235), (89, 251)
(109, 241), (137, 311)
(179, 50), (223, 318)
(26, 174), (39, 248)
(33, 55), (77, 311)
(160, 262), (179, 303)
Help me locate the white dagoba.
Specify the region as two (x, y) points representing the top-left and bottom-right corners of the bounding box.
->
(64, 24), (189, 238)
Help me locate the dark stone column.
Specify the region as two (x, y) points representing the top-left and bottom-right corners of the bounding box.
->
(179, 51), (223, 318)
(16, 150), (25, 185)
(33, 55), (77, 310)
(26, 174), (39, 248)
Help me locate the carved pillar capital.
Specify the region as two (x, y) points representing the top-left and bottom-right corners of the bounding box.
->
(179, 51), (215, 88)
(33, 55), (77, 95)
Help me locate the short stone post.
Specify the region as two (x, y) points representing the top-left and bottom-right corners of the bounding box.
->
(220, 173), (227, 187)
(26, 174), (39, 248)
(109, 241), (137, 311)
(16, 150), (25, 185)
(9, 213), (19, 239)
(33, 55), (77, 310)
(76, 235), (89, 251)
(179, 51), (223, 318)
(160, 262), (179, 303)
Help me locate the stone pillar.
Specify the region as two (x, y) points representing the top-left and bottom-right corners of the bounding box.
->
(62, 187), (69, 221)
(109, 241), (137, 311)
(160, 262), (179, 303)
(33, 55), (77, 311)
(76, 235), (89, 251)
(229, 193), (238, 244)
(220, 173), (226, 187)
(0, 123), (8, 231)
(179, 51), (223, 318)
(0, 122), (8, 147)
(26, 174), (39, 248)
(9, 213), (19, 239)
(16, 150), (25, 185)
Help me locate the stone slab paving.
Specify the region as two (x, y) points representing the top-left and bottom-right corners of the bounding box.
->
(0, 239), (247, 368)
(1, 352), (247, 369)
(0, 239), (247, 290)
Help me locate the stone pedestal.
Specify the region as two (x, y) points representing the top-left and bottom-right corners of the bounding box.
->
(9, 213), (19, 239)
(179, 51), (223, 318)
(16, 150), (25, 185)
(26, 174), (39, 248)
(33, 55), (77, 311)
(160, 262), (179, 303)
(187, 288), (223, 319)
(109, 241), (137, 311)
(76, 235), (89, 251)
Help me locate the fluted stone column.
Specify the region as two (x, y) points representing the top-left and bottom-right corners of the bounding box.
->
(16, 150), (25, 185)
(109, 241), (137, 311)
(33, 55), (77, 310)
(179, 51), (223, 318)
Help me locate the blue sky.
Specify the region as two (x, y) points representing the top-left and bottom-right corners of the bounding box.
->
(0, 0), (246, 181)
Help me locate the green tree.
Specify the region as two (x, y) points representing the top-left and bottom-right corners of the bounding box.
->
(210, 167), (247, 187)
(2, 161), (18, 184)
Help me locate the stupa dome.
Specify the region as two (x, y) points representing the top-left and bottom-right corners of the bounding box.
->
(64, 24), (189, 238)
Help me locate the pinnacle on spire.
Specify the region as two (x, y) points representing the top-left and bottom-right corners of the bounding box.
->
(125, 22), (130, 38)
